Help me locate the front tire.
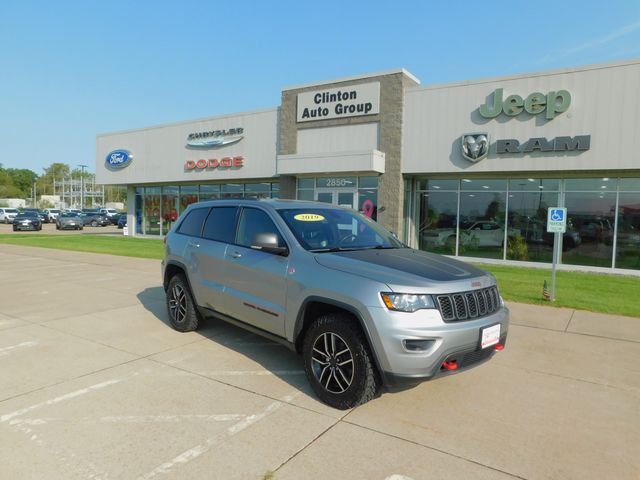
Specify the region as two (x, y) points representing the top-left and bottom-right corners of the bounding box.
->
(303, 313), (380, 410)
(91, 220), (98, 227)
(166, 274), (200, 332)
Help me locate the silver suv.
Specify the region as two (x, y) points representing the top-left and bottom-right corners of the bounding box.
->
(162, 199), (509, 409)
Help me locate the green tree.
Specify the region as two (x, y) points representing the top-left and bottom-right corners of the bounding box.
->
(37, 162), (71, 195)
(5, 168), (37, 197)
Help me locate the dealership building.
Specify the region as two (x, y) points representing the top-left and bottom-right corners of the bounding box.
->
(96, 58), (640, 272)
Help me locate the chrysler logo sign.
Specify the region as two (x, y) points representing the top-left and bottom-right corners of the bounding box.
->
(187, 128), (244, 148)
(461, 134), (489, 162)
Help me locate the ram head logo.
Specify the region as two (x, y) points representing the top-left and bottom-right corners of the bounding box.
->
(461, 133), (490, 162)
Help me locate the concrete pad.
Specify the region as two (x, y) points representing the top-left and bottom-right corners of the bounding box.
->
(568, 309), (640, 342)
(150, 321), (347, 419)
(0, 324), (136, 401)
(345, 363), (640, 480)
(0, 358), (336, 480)
(493, 325), (640, 394)
(276, 421), (513, 480)
(506, 301), (574, 331)
(0, 313), (29, 331)
(45, 301), (204, 357)
(0, 283), (140, 323)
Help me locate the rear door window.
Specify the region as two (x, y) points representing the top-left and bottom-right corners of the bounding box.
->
(202, 207), (238, 243)
(177, 208), (210, 237)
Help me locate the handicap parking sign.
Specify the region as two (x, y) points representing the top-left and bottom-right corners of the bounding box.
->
(547, 207), (567, 233)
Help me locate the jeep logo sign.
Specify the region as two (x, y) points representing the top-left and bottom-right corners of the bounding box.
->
(105, 150), (133, 170)
(479, 88), (571, 120)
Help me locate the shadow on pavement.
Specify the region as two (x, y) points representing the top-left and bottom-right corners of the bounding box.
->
(136, 287), (313, 398)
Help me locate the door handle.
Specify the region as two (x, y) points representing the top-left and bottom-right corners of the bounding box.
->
(230, 251), (242, 259)
(188, 240), (201, 248)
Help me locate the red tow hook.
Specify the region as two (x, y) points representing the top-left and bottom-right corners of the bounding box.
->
(442, 360), (458, 371)
(494, 343), (505, 351)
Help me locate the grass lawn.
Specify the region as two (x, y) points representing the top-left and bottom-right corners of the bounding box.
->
(0, 234), (164, 260)
(0, 234), (638, 317)
(475, 263), (640, 318)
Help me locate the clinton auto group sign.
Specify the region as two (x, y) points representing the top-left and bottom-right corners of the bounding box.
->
(297, 82), (380, 122)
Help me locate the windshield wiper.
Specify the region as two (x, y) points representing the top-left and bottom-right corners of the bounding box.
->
(309, 245), (400, 253)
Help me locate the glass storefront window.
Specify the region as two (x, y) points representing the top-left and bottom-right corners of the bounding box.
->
(221, 183), (243, 198)
(417, 192), (458, 254)
(358, 176), (379, 188)
(508, 178), (560, 191)
(619, 178), (640, 191)
(179, 186), (199, 213)
(270, 182), (280, 198)
(460, 179), (507, 191)
(418, 179), (458, 191)
(562, 192), (616, 268)
(507, 192), (560, 262)
(298, 178), (314, 189)
(143, 187), (161, 236)
(161, 186), (179, 234)
(565, 178), (617, 191)
(135, 188), (143, 235)
(615, 192), (640, 270)
(200, 184), (220, 200)
(244, 182), (271, 199)
(358, 188), (378, 220)
(458, 191), (507, 259)
(298, 190), (314, 201)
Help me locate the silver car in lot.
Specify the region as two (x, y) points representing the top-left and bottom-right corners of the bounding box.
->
(162, 200), (509, 409)
(56, 212), (84, 230)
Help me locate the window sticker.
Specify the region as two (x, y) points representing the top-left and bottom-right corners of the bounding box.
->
(294, 213), (325, 222)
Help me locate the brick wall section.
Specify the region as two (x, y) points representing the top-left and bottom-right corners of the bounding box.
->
(278, 72), (418, 236)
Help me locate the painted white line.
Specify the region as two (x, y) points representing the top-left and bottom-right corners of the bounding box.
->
(0, 341), (37, 357)
(0, 371), (140, 423)
(385, 476), (415, 480)
(138, 392), (300, 479)
(203, 370), (305, 377)
(13, 414), (247, 425)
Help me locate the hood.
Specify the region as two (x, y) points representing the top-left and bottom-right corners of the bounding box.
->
(314, 248), (493, 292)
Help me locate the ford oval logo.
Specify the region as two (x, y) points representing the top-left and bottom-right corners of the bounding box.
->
(105, 150), (133, 169)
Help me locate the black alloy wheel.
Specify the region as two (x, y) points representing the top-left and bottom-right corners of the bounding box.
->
(166, 274), (200, 332)
(303, 313), (380, 410)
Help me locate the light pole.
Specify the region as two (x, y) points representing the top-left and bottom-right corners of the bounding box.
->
(78, 164), (88, 210)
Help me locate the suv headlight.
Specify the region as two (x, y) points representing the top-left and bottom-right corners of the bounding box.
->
(381, 293), (435, 312)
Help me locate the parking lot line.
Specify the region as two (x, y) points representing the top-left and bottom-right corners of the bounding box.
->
(138, 392), (300, 480)
(0, 340), (37, 356)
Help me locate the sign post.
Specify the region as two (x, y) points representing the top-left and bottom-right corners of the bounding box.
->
(546, 208), (567, 302)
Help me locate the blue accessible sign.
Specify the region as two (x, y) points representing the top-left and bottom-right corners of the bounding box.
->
(547, 208), (567, 233)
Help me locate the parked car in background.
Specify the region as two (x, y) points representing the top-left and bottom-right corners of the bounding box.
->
(43, 209), (61, 223)
(56, 212), (84, 230)
(0, 208), (20, 224)
(98, 208), (121, 224)
(424, 220), (520, 249)
(79, 212), (110, 227)
(117, 214), (127, 229)
(22, 208), (49, 223)
(13, 212), (42, 231)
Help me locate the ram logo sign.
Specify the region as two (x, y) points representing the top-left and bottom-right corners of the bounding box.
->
(461, 133), (490, 162)
(105, 150), (133, 170)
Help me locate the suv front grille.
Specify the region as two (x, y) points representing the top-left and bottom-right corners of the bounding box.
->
(436, 286), (501, 322)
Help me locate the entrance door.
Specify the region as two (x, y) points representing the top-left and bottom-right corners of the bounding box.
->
(315, 188), (358, 209)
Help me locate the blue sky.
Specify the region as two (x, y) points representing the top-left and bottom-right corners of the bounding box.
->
(1, 0), (639, 174)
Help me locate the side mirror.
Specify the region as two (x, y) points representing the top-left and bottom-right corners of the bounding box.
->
(251, 232), (288, 256)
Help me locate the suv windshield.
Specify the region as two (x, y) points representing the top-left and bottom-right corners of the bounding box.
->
(278, 208), (404, 252)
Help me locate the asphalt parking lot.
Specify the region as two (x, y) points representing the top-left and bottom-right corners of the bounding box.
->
(0, 245), (638, 479)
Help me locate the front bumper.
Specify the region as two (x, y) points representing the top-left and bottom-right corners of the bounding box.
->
(365, 305), (509, 389)
(14, 224), (40, 230)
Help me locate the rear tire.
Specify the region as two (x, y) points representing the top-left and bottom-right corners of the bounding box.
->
(166, 274), (200, 332)
(303, 313), (380, 410)
(91, 220), (98, 227)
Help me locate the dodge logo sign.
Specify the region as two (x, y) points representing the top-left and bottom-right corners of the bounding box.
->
(461, 133), (489, 162)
